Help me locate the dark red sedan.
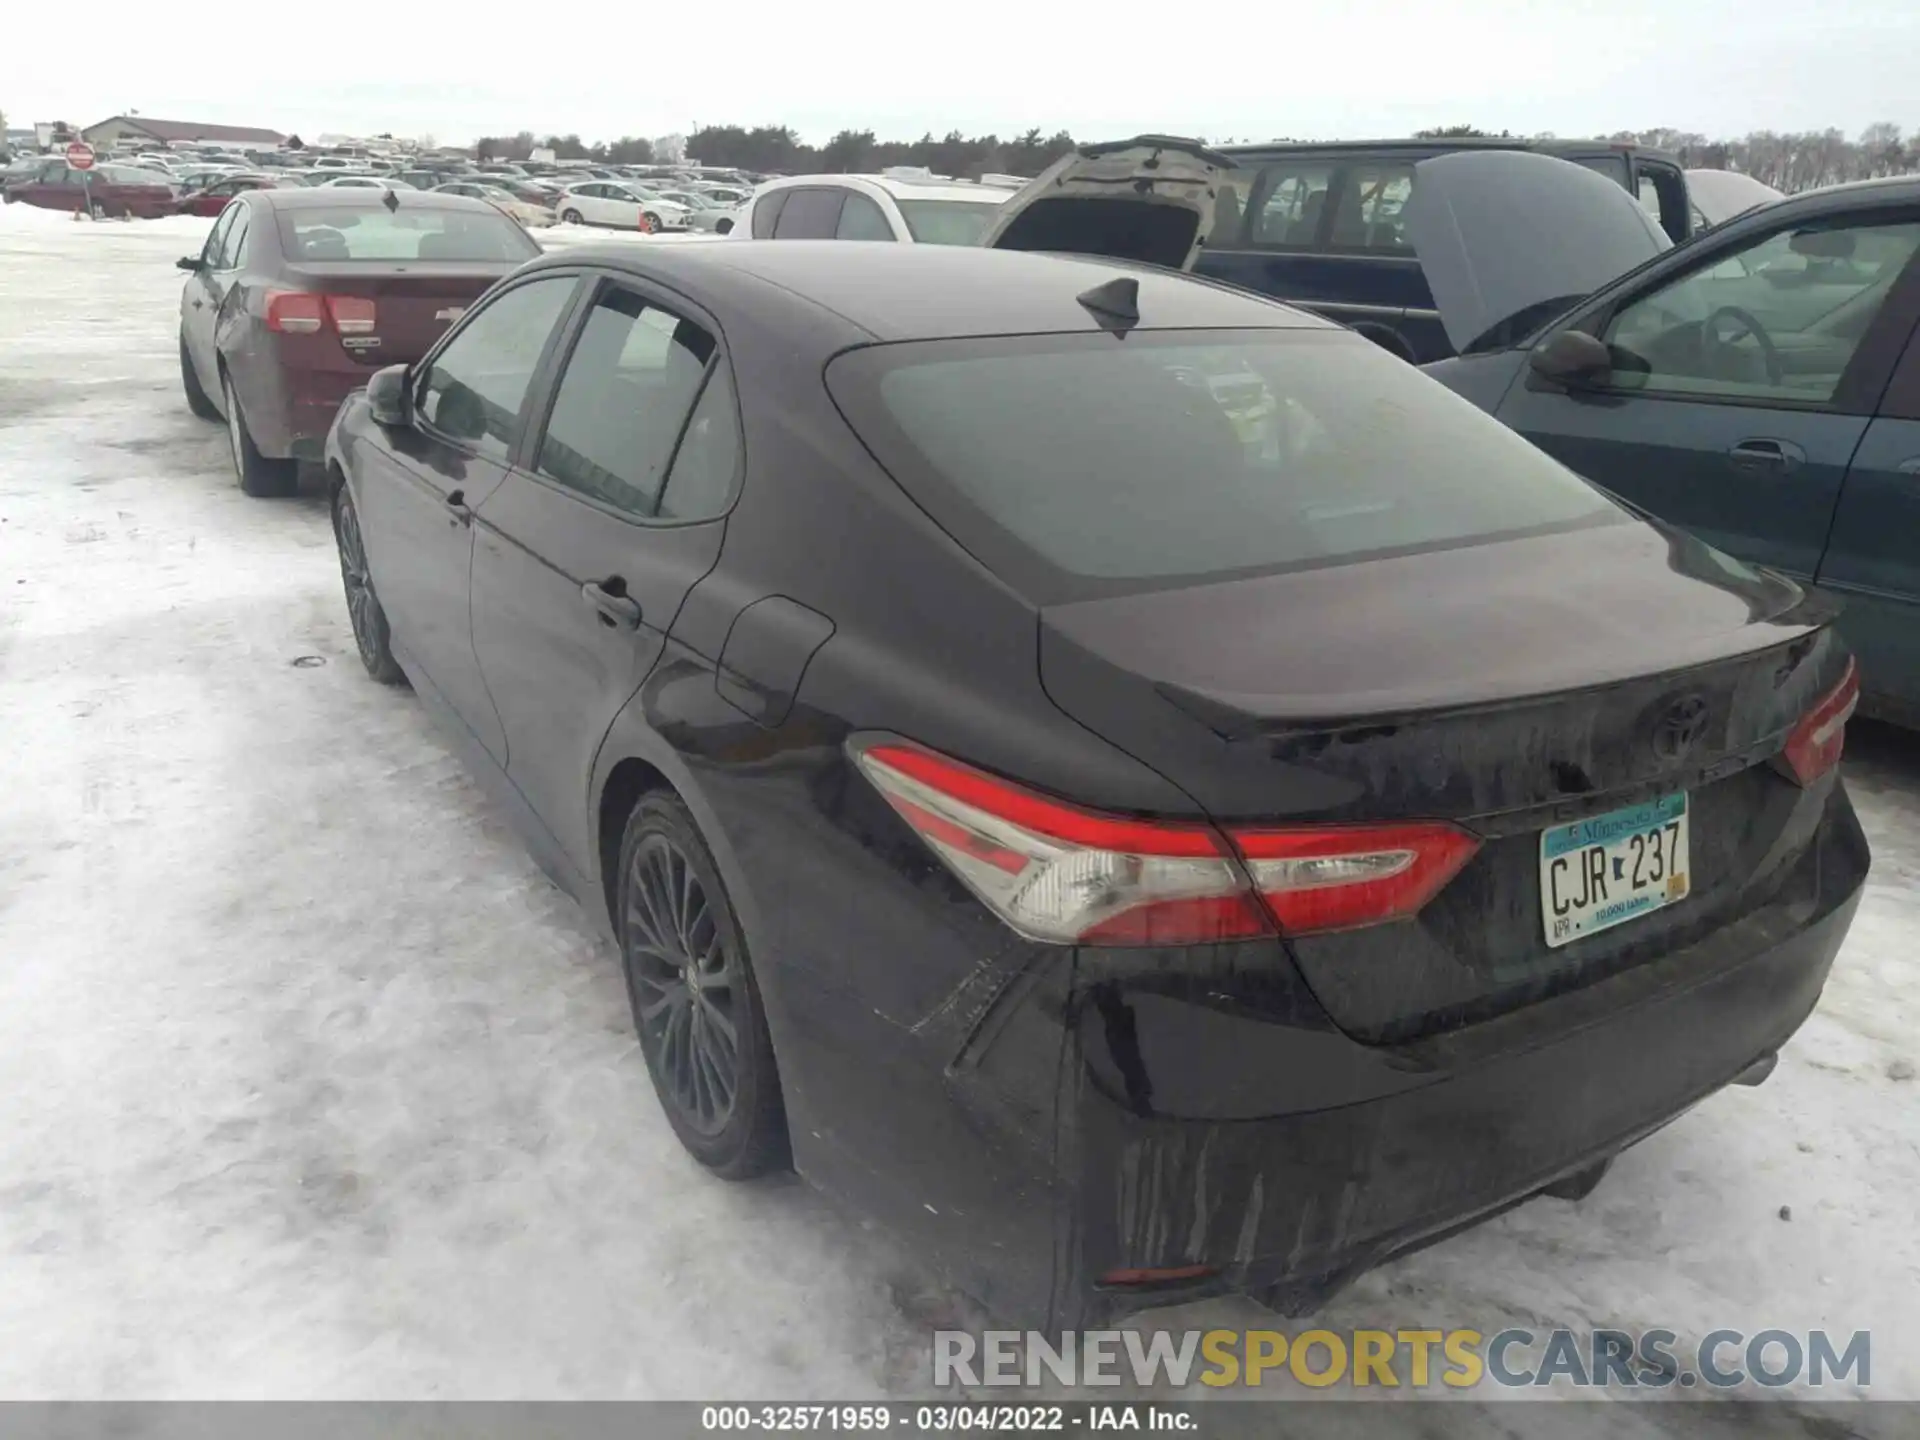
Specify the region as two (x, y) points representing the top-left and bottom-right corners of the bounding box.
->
(173, 173), (291, 217)
(177, 188), (542, 495)
(2, 157), (176, 218)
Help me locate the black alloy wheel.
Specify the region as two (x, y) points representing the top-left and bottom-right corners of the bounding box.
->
(331, 484), (404, 684)
(618, 793), (788, 1177)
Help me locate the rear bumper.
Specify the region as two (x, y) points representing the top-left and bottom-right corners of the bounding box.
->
(234, 359), (371, 461)
(1054, 791), (1868, 1325)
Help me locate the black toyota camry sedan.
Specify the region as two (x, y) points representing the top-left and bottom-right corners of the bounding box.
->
(324, 240), (1868, 1329)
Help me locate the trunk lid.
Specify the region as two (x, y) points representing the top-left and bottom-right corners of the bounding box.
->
(1037, 521), (1850, 1042)
(1402, 150), (1671, 353)
(279, 261), (514, 366)
(979, 135), (1236, 271)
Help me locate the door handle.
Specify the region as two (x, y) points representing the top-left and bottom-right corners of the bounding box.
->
(1727, 438), (1805, 473)
(581, 580), (642, 629)
(444, 488), (471, 524)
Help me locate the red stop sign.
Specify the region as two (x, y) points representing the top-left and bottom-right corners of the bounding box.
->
(66, 142), (96, 171)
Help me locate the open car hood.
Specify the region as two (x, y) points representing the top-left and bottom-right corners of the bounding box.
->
(978, 135), (1236, 272)
(1403, 150), (1671, 354)
(1685, 168), (1784, 227)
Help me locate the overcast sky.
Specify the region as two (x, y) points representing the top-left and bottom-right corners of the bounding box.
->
(6, 1), (1917, 147)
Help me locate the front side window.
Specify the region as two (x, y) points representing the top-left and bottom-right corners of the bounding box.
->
(218, 208), (251, 269)
(202, 207), (236, 265)
(535, 287), (717, 517)
(1250, 163), (1336, 246)
(828, 329), (1616, 601)
(750, 188), (788, 239)
(1599, 217), (1920, 404)
(415, 276), (578, 462)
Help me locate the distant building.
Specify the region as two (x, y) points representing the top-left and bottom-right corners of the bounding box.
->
(81, 116), (286, 149)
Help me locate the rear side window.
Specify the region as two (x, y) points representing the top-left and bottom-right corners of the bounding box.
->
(1250, 163), (1335, 246)
(895, 200), (1002, 246)
(828, 330), (1616, 601)
(750, 188), (788, 238)
(415, 276), (578, 462)
(535, 286), (718, 518)
(836, 192), (894, 240)
(275, 205), (539, 262)
(1328, 164), (1413, 252)
(773, 187), (844, 238)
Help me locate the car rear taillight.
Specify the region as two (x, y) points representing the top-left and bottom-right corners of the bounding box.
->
(854, 743), (1270, 946)
(1228, 822), (1482, 937)
(1779, 657), (1859, 787)
(325, 295), (376, 334)
(265, 291), (376, 335)
(854, 742), (1483, 946)
(264, 291), (324, 333)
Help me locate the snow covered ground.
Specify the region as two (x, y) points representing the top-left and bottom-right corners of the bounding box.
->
(1, 205), (1916, 1421)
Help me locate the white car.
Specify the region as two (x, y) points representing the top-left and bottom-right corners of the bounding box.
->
(734, 172), (1010, 244)
(554, 182), (690, 232)
(319, 175), (418, 190)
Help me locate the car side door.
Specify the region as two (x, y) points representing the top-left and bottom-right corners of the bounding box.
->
(1815, 326), (1920, 722)
(350, 273), (585, 762)
(469, 275), (741, 880)
(181, 205), (237, 391)
(1495, 207), (1920, 582)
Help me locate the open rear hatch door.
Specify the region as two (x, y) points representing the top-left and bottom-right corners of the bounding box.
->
(979, 134), (1236, 271)
(1402, 150), (1671, 353)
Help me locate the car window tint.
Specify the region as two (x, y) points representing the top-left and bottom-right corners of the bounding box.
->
(773, 187), (844, 239)
(1601, 219), (1920, 405)
(657, 367), (741, 520)
(830, 329), (1615, 599)
(415, 276), (577, 462)
(836, 192), (894, 241)
(202, 207), (237, 265)
(750, 188), (788, 239)
(1251, 163), (1336, 246)
(219, 208), (251, 268)
(276, 205), (538, 262)
(535, 287), (716, 517)
(895, 200), (1002, 246)
(1328, 164), (1413, 253)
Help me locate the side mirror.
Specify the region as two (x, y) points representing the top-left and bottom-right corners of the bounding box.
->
(1528, 329), (1613, 389)
(176, 254), (204, 271)
(366, 364), (413, 427)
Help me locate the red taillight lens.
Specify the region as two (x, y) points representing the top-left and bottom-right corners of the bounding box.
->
(1780, 657), (1859, 786)
(264, 290), (323, 333)
(1228, 822), (1481, 937)
(325, 295), (376, 334)
(854, 744), (1270, 946)
(854, 742), (1482, 946)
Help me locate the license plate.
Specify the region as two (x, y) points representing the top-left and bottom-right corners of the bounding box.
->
(1540, 793), (1690, 949)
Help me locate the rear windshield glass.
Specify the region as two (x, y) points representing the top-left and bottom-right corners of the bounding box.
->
(896, 199), (1004, 246)
(829, 330), (1620, 602)
(275, 205), (539, 263)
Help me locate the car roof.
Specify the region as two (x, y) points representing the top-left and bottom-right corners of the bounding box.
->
(517, 239), (1335, 342)
(1220, 137), (1681, 164)
(759, 173), (1008, 205)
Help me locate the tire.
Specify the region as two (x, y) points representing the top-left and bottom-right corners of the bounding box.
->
(714, 217), (733, 235)
(617, 792), (789, 1179)
(643, 211), (662, 231)
(221, 371), (297, 498)
(87, 198), (106, 221)
(331, 483), (405, 684)
(180, 334), (219, 420)
(561, 208), (583, 225)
